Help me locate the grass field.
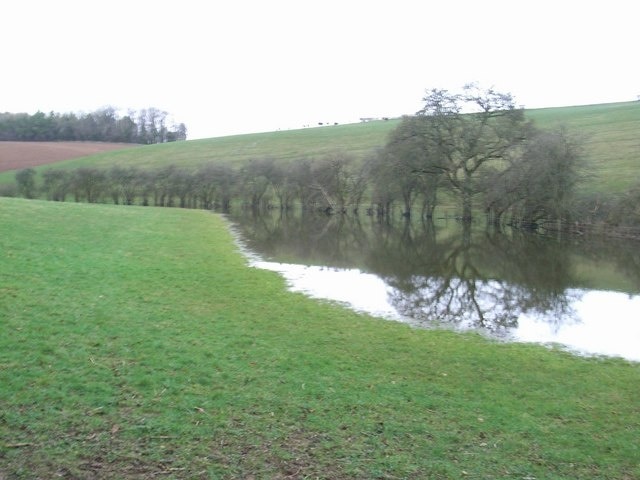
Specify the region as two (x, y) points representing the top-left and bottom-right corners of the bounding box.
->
(0, 120), (398, 176)
(1, 197), (638, 478)
(525, 102), (640, 193)
(1, 101), (639, 195)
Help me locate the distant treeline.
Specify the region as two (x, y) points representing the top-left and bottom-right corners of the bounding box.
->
(0, 107), (187, 143)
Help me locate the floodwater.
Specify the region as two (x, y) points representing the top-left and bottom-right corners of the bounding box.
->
(227, 211), (640, 362)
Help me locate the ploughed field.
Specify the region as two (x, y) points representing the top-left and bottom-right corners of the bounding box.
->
(0, 141), (137, 172)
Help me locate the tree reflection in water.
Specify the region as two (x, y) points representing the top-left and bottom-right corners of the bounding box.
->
(229, 210), (636, 336)
(369, 222), (580, 335)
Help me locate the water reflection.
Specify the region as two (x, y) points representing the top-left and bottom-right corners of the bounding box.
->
(376, 225), (581, 335)
(228, 211), (640, 361)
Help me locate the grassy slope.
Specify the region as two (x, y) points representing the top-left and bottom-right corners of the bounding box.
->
(525, 102), (640, 192)
(0, 120), (398, 175)
(1, 197), (639, 479)
(1, 101), (639, 195)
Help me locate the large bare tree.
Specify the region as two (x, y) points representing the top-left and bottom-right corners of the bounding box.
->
(417, 84), (528, 221)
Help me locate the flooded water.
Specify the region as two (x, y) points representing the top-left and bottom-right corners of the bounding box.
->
(227, 211), (640, 362)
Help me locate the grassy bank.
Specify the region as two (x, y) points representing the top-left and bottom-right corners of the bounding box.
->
(1, 198), (639, 479)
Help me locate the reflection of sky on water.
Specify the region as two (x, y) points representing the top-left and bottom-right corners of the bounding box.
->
(516, 291), (640, 361)
(251, 260), (640, 362)
(252, 261), (400, 319)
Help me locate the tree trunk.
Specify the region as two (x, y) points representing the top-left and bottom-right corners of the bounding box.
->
(461, 170), (473, 222)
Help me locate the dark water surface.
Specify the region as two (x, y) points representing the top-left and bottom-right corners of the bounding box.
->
(227, 211), (640, 362)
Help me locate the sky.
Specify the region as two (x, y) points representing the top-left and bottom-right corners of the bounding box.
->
(2, 0), (638, 140)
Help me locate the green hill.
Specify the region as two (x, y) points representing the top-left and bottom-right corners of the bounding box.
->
(1, 101), (639, 194)
(524, 102), (640, 193)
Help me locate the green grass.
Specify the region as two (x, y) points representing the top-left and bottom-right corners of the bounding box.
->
(2, 101), (639, 196)
(0, 120), (399, 176)
(1, 197), (639, 478)
(525, 102), (640, 193)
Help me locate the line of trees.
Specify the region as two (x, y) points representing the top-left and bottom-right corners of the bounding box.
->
(10, 158), (364, 212)
(5, 84), (639, 235)
(7, 147), (639, 235)
(0, 107), (187, 143)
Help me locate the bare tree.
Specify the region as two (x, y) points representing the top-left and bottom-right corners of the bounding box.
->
(376, 116), (444, 218)
(266, 162), (297, 211)
(309, 153), (357, 213)
(483, 126), (584, 228)
(42, 169), (70, 201)
(289, 159), (315, 210)
(417, 84), (528, 221)
(108, 166), (139, 205)
(240, 158), (274, 209)
(15, 168), (37, 199)
(71, 168), (107, 203)
(151, 165), (178, 206)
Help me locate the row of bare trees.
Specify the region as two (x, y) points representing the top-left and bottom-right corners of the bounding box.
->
(12, 156), (373, 213)
(7, 141), (639, 234)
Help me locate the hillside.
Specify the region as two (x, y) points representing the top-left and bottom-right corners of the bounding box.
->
(524, 102), (640, 193)
(1, 119), (399, 172)
(1, 101), (639, 194)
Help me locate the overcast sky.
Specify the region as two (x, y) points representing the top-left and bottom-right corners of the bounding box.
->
(2, 0), (638, 139)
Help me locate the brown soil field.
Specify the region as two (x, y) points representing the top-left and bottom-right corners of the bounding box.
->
(0, 141), (137, 172)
